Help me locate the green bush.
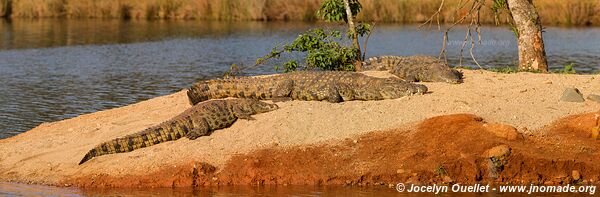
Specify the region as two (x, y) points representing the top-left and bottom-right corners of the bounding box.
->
(257, 28), (359, 72)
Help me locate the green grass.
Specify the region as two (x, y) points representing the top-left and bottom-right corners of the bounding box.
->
(550, 63), (577, 74)
(452, 65), (474, 70)
(487, 63), (580, 74)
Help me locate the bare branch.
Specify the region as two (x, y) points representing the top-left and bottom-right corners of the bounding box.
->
(469, 26), (483, 69)
(459, 28), (469, 66)
(433, 0), (485, 69)
(362, 23), (375, 60)
(439, 32), (448, 65)
(419, 0), (445, 30)
(437, 0), (480, 65)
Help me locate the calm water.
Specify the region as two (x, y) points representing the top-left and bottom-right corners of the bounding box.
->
(0, 19), (599, 139)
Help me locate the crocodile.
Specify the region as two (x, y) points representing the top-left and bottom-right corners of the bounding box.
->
(362, 55), (463, 84)
(187, 71), (428, 105)
(78, 99), (278, 165)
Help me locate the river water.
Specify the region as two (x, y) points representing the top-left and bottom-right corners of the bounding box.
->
(1, 182), (410, 196)
(1, 18), (598, 197)
(1, 20), (599, 139)
(0, 182), (588, 196)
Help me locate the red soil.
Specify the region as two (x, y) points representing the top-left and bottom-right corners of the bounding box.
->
(65, 112), (600, 188)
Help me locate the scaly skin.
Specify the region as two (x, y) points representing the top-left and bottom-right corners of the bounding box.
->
(187, 71), (428, 105)
(78, 99), (278, 165)
(362, 55), (463, 84)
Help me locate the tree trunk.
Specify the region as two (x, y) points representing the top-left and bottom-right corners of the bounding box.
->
(342, 0), (362, 71)
(506, 0), (548, 72)
(0, 0), (8, 17)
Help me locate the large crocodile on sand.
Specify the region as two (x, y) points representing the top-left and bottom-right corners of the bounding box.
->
(187, 71), (428, 105)
(362, 55), (463, 84)
(78, 99), (278, 165)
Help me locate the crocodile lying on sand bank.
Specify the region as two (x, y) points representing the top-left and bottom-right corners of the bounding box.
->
(362, 55), (463, 84)
(78, 99), (278, 165)
(187, 71), (428, 105)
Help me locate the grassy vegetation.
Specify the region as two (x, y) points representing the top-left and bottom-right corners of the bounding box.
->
(6, 0), (322, 20)
(2, 0), (599, 26)
(488, 63), (579, 74)
(551, 63), (577, 74)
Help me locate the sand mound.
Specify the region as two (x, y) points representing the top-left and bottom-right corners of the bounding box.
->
(0, 70), (598, 187)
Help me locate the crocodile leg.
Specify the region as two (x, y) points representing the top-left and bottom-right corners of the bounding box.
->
(185, 119), (210, 140)
(321, 83), (343, 103)
(232, 105), (255, 120)
(272, 79), (294, 102)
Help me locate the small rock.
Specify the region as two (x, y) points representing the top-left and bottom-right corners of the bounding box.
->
(483, 145), (511, 159)
(587, 94), (600, 103)
(397, 169), (405, 174)
(483, 123), (520, 141)
(573, 170), (581, 181)
(560, 88), (584, 102)
(544, 81), (553, 84)
(443, 176), (453, 183)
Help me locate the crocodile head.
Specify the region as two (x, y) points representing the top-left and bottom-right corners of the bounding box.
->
(428, 68), (463, 84)
(236, 99), (279, 114)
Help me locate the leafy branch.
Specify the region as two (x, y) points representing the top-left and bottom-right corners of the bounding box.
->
(256, 28), (359, 72)
(317, 0), (361, 22)
(227, 0), (372, 75)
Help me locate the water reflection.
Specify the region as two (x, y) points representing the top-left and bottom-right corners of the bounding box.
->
(0, 19), (599, 138)
(0, 182), (414, 197)
(0, 19), (317, 49)
(0, 182), (586, 196)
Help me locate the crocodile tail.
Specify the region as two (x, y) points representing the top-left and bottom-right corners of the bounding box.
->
(78, 124), (188, 165)
(187, 82), (211, 105)
(363, 56), (400, 71)
(188, 78), (272, 105)
(78, 149), (98, 165)
(187, 80), (239, 105)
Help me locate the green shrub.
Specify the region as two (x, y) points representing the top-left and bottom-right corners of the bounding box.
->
(256, 28), (359, 72)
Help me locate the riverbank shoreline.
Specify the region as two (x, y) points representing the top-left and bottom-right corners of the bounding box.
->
(0, 70), (599, 188)
(1, 0), (599, 26)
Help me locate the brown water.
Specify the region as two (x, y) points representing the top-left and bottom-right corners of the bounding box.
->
(1, 182), (591, 196)
(0, 182), (427, 197)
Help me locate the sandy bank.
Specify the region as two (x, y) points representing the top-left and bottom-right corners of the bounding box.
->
(0, 70), (598, 187)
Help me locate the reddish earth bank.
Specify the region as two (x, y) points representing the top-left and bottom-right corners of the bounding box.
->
(66, 113), (600, 188)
